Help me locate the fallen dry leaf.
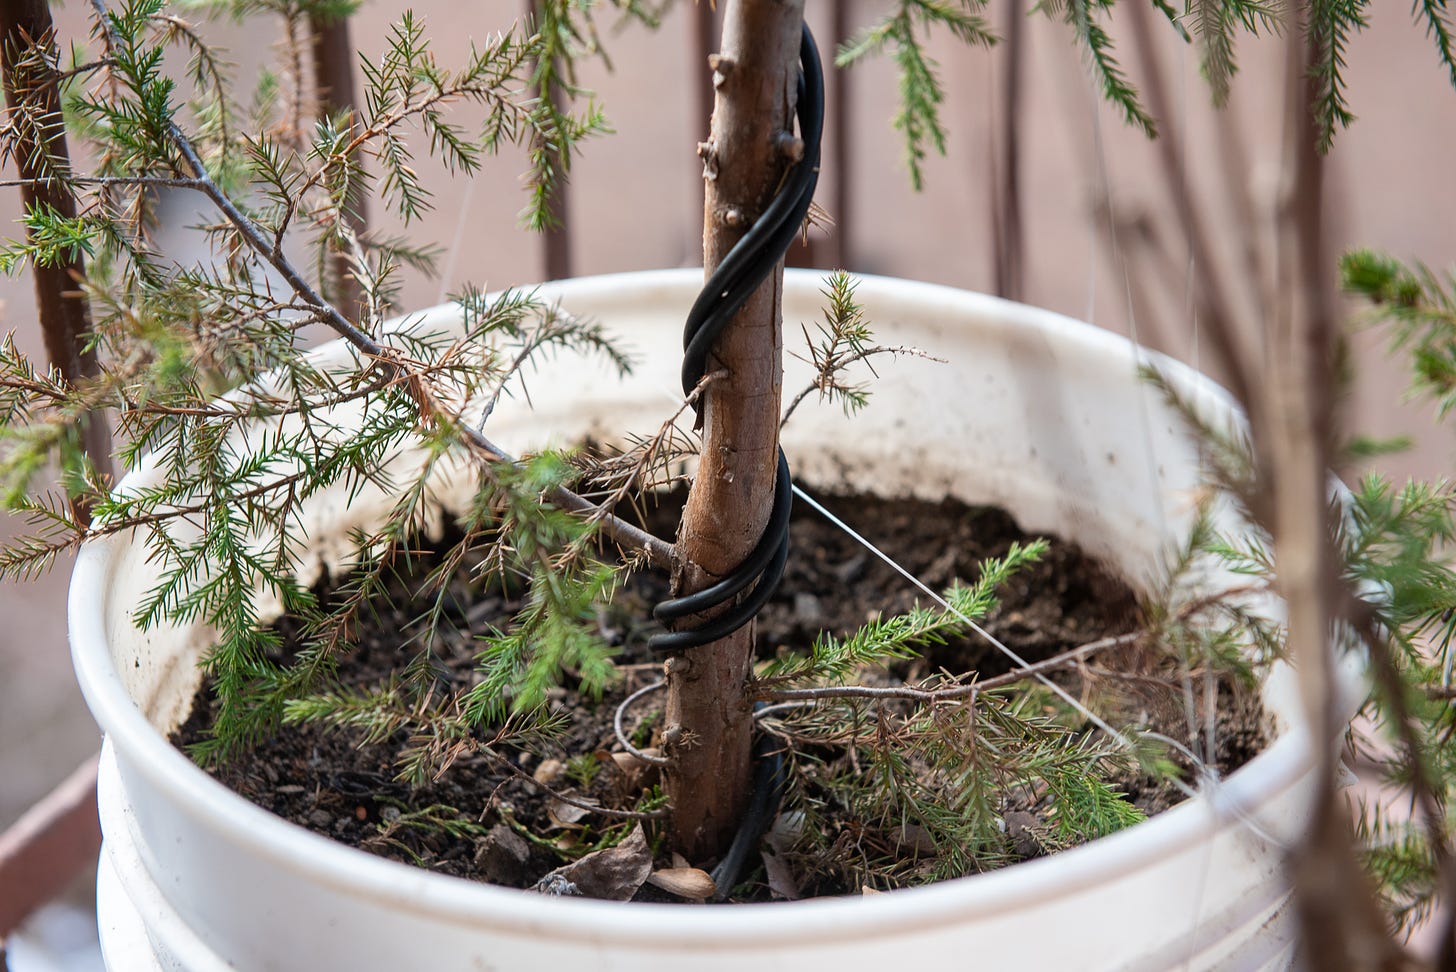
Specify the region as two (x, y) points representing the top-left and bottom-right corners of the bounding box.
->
(610, 748), (661, 772)
(531, 825), (652, 901)
(646, 867), (717, 901)
(533, 758), (565, 785)
(546, 796), (595, 830)
(473, 824), (531, 887)
(761, 820), (801, 901)
(609, 752), (640, 775)
(895, 823), (937, 857)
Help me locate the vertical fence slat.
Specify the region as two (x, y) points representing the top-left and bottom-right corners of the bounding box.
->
(0, 0), (112, 495)
(992, 0), (1024, 300)
(691, 2), (718, 268)
(828, 1), (851, 270)
(692, 1), (716, 141)
(310, 10), (368, 321)
(524, 1), (571, 281)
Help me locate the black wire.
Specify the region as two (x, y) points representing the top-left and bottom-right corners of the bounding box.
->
(709, 723), (787, 901)
(649, 23), (823, 655)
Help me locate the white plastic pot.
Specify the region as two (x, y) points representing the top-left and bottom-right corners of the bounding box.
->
(73, 269), (1337, 971)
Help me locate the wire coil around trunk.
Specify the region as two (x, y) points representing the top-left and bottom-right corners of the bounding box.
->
(648, 23), (823, 654)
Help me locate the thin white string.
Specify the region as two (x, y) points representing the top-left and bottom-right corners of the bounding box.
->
(654, 308), (1284, 851)
(1076, 11), (1222, 954)
(791, 480), (1288, 851)
(1168, 7), (1220, 777)
(436, 175), (479, 305)
(792, 483), (1165, 766)
(1077, 2), (1199, 766)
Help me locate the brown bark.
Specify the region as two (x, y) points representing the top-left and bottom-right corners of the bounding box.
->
(0, 0), (112, 506)
(663, 0), (804, 862)
(1274, 9), (1414, 968)
(310, 10), (367, 322)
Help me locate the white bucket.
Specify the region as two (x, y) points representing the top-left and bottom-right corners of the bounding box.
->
(72, 269), (1337, 971)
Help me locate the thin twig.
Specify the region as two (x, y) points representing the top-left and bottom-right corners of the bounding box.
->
(82, 0), (674, 571)
(276, 63), (542, 247)
(147, 12), (230, 150)
(758, 632), (1141, 705)
(1350, 607), (1456, 919)
(781, 344), (941, 427)
(584, 369), (720, 529)
(0, 175), (205, 189)
(479, 747), (667, 820)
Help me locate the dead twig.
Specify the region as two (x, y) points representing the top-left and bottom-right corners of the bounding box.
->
(82, 0), (675, 572)
(757, 632), (1142, 706)
(478, 747), (667, 821)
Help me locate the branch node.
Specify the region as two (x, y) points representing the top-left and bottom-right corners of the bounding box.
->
(708, 53), (734, 88)
(774, 131), (804, 163)
(698, 140), (719, 180)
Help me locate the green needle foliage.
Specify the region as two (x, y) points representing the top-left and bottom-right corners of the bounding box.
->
(750, 537), (1213, 892)
(793, 270), (878, 418)
(782, 269), (939, 424)
(841, 0), (1456, 178)
(2, 0), (1452, 912)
(0, 0), (633, 764)
(757, 539), (1048, 685)
(1305, 0), (1367, 151)
(1337, 251), (1456, 935)
(521, 0), (669, 229)
(837, 0), (997, 190)
(1142, 248), (1456, 941)
(1039, 0), (1157, 136)
(1342, 249), (1456, 418)
(1188, 0), (1281, 107)
(768, 661), (1149, 893)
(1416, 0), (1456, 89)
(1342, 472), (1456, 935)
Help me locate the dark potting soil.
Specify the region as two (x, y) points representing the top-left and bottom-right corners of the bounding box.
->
(172, 490), (1265, 901)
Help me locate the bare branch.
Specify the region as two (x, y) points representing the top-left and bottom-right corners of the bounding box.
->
(80, 0), (674, 571)
(757, 632), (1141, 706)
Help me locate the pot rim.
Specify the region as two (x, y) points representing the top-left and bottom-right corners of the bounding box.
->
(70, 268), (1325, 948)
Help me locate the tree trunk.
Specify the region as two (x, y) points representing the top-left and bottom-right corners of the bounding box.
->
(0, 0), (112, 513)
(663, 0), (804, 862)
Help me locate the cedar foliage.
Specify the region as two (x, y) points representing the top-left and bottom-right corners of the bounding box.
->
(0, 0), (1454, 918)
